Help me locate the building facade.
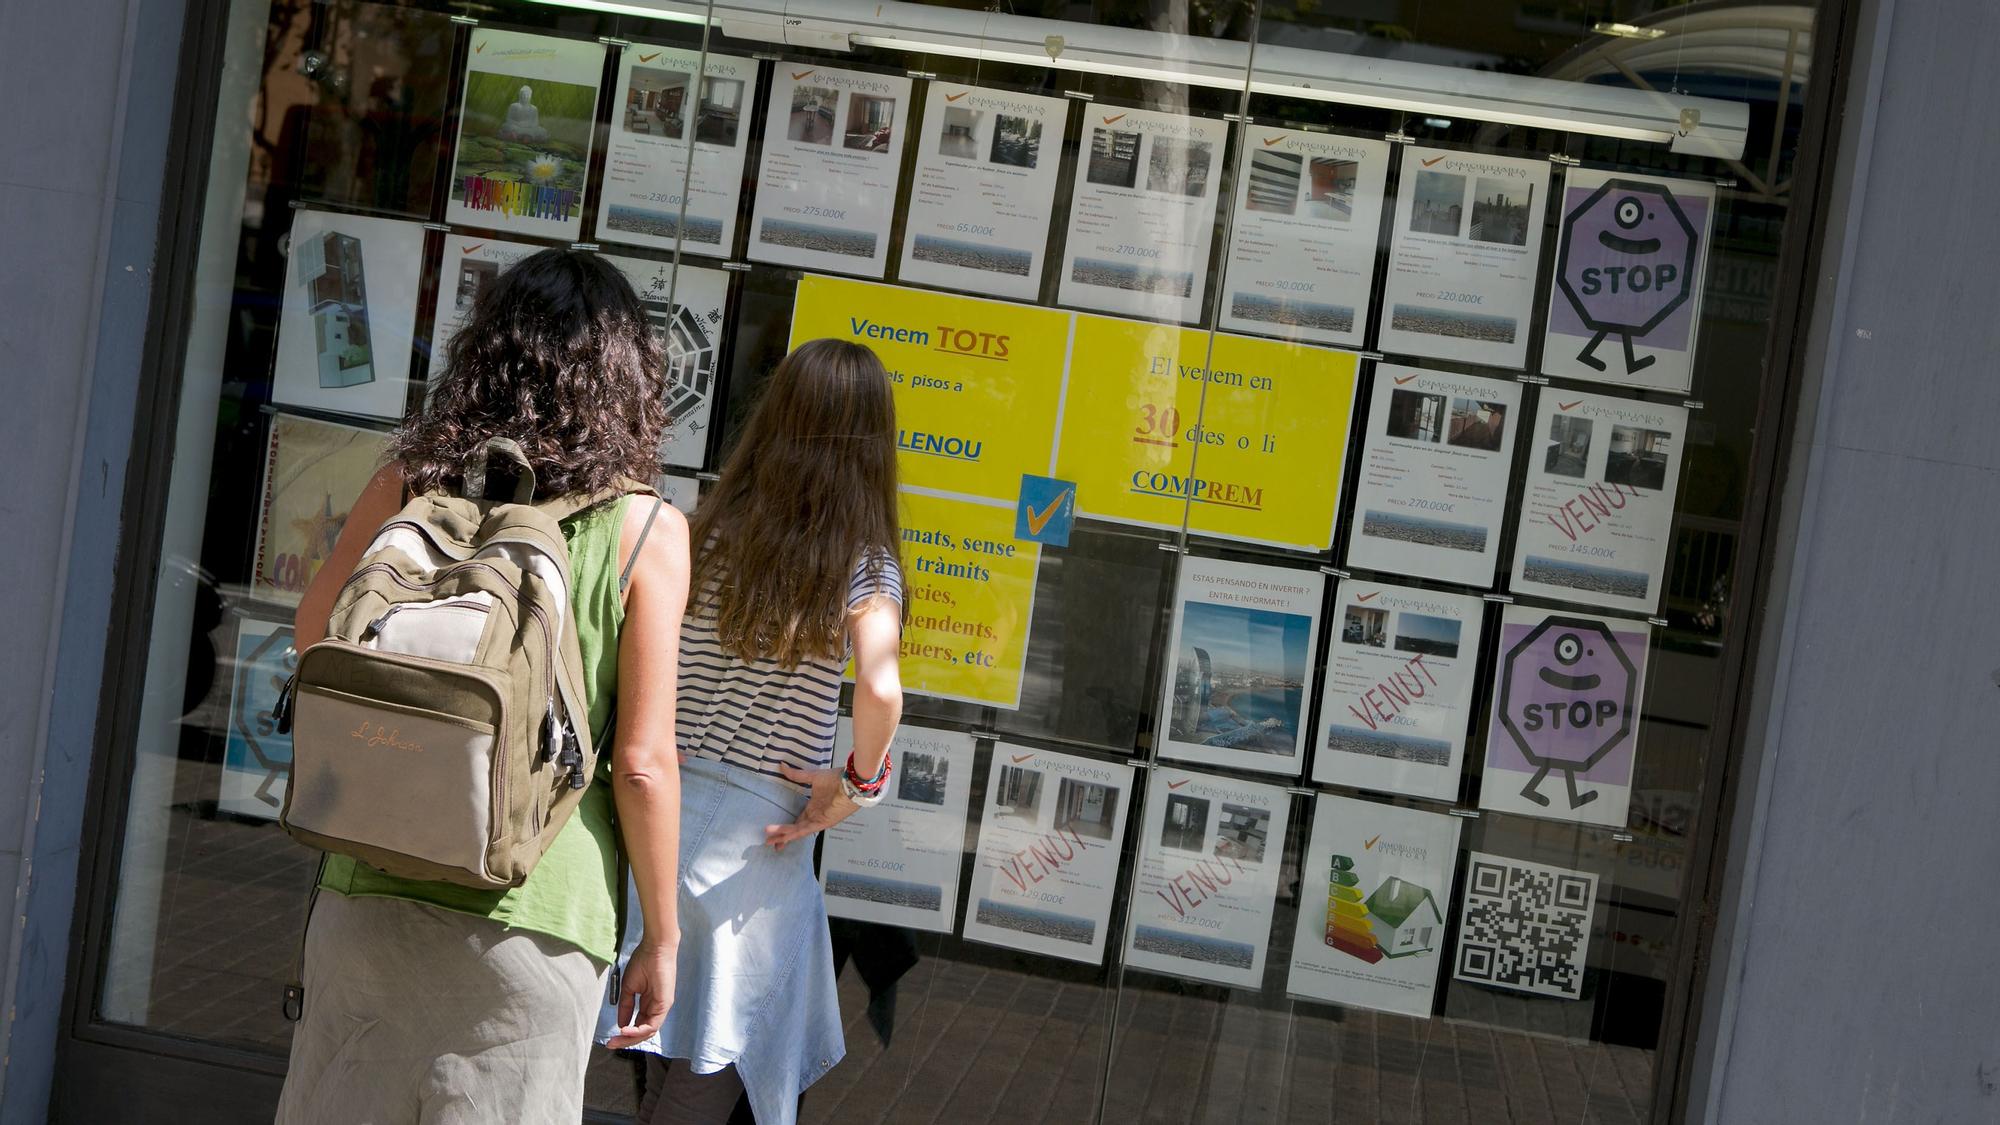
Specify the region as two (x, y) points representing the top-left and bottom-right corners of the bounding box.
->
(4, 0), (1993, 1121)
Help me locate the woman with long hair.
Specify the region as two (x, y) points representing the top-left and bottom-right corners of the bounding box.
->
(277, 249), (690, 1121)
(609, 338), (905, 1125)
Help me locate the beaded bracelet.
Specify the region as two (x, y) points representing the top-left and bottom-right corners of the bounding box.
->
(841, 751), (892, 807)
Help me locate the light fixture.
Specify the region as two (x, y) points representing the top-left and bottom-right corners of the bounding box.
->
(529, 0), (1748, 158)
(1592, 22), (1669, 41)
(524, 0), (711, 25)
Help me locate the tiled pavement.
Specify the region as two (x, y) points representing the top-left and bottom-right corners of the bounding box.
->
(114, 777), (1651, 1123)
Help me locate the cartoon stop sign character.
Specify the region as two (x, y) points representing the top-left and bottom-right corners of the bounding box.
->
(1554, 180), (1698, 375)
(1497, 617), (1636, 809)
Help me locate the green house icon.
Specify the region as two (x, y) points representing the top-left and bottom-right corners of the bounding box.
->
(1366, 876), (1443, 959)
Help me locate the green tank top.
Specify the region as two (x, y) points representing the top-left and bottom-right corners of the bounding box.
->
(318, 496), (633, 964)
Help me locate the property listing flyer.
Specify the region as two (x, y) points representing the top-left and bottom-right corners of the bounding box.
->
(1311, 582), (1485, 803)
(219, 616), (297, 821)
(445, 29), (606, 241)
(1055, 319), (1360, 551)
(748, 66), (913, 278)
(963, 744), (1135, 965)
(1376, 148), (1550, 369)
(1454, 851), (1599, 1000)
(273, 209), (426, 422)
(1479, 604), (1652, 828)
(898, 83), (1070, 301)
(251, 413), (390, 605)
(1285, 793), (1462, 1017)
(1218, 128), (1390, 348)
(789, 275), (1070, 504)
(595, 45), (758, 257)
(1543, 169), (1716, 393)
(1124, 768), (1292, 989)
(1345, 365), (1522, 587)
(820, 721), (977, 934)
(893, 491), (1040, 710)
(1157, 556), (1325, 778)
(1509, 390), (1687, 614)
(1057, 107), (1228, 323)
(430, 236), (728, 469)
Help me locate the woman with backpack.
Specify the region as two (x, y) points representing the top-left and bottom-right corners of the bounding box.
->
(277, 249), (690, 1122)
(610, 337), (906, 1125)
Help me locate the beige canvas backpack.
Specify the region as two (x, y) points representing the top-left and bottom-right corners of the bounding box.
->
(276, 438), (651, 890)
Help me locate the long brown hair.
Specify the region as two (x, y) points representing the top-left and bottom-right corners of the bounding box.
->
(393, 248), (667, 498)
(689, 338), (901, 666)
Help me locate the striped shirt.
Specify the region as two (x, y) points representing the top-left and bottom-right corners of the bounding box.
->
(676, 551), (903, 784)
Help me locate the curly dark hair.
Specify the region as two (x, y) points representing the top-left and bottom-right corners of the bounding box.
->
(392, 248), (667, 499)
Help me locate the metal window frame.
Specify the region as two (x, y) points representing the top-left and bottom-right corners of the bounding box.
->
(52, 0), (1867, 1120)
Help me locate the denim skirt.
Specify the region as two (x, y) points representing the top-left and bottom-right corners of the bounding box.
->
(598, 755), (844, 1125)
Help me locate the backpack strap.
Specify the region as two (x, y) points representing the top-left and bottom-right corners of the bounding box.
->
(621, 497), (665, 597)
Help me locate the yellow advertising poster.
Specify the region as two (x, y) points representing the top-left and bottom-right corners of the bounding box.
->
(1054, 317), (1360, 551)
(251, 413), (390, 604)
(790, 275), (1069, 504)
(894, 490), (1038, 708)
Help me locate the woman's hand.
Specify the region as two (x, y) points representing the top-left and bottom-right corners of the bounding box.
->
(764, 764), (861, 851)
(607, 936), (678, 1049)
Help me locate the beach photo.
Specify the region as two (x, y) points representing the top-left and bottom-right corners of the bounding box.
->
(623, 66), (690, 138)
(1088, 127), (1141, 188)
(826, 872), (943, 912)
(1469, 177), (1534, 246)
(989, 114), (1041, 168)
(1606, 425), (1673, 490)
(1386, 389), (1447, 443)
(759, 218), (878, 259)
(1160, 793), (1210, 852)
(911, 236), (1033, 277)
(1410, 170), (1465, 236)
(1229, 292), (1355, 333)
(993, 763), (1044, 825)
(1324, 725), (1454, 767)
(1304, 158), (1359, 222)
(1167, 601), (1312, 755)
(1214, 802), (1271, 864)
(1360, 509), (1490, 554)
(938, 105), (983, 160)
(1146, 137), (1213, 197)
(696, 76), (744, 145)
(844, 94), (896, 152)
(975, 899), (1095, 946)
(1388, 304), (1519, 343)
(1071, 258), (1194, 297)
(1448, 398), (1508, 451)
(1522, 556), (1651, 601)
(1055, 778), (1122, 842)
(898, 750), (949, 806)
(1343, 604), (1389, 648)
(1394, 613), (1462, 659)
(1245, 150), (1301, 215)
(1545, 414), (1593, 478)
(787, 85), (837, 144)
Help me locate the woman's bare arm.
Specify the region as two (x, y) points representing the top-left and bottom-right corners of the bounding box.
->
(766, 597), (903, 850)
(607, 498), (690, 1047)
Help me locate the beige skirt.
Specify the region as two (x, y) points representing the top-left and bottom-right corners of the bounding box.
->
(275, 891), (606, 1125)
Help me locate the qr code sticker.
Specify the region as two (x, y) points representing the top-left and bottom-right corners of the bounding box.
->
(1453, 852), (1598, 1000)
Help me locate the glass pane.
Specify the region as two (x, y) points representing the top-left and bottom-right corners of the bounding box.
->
(92, 6), (717, 1121)
(86, 0), (1822, 1121)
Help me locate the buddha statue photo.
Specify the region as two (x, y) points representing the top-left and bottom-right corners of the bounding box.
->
(497, 84), (550, 143)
